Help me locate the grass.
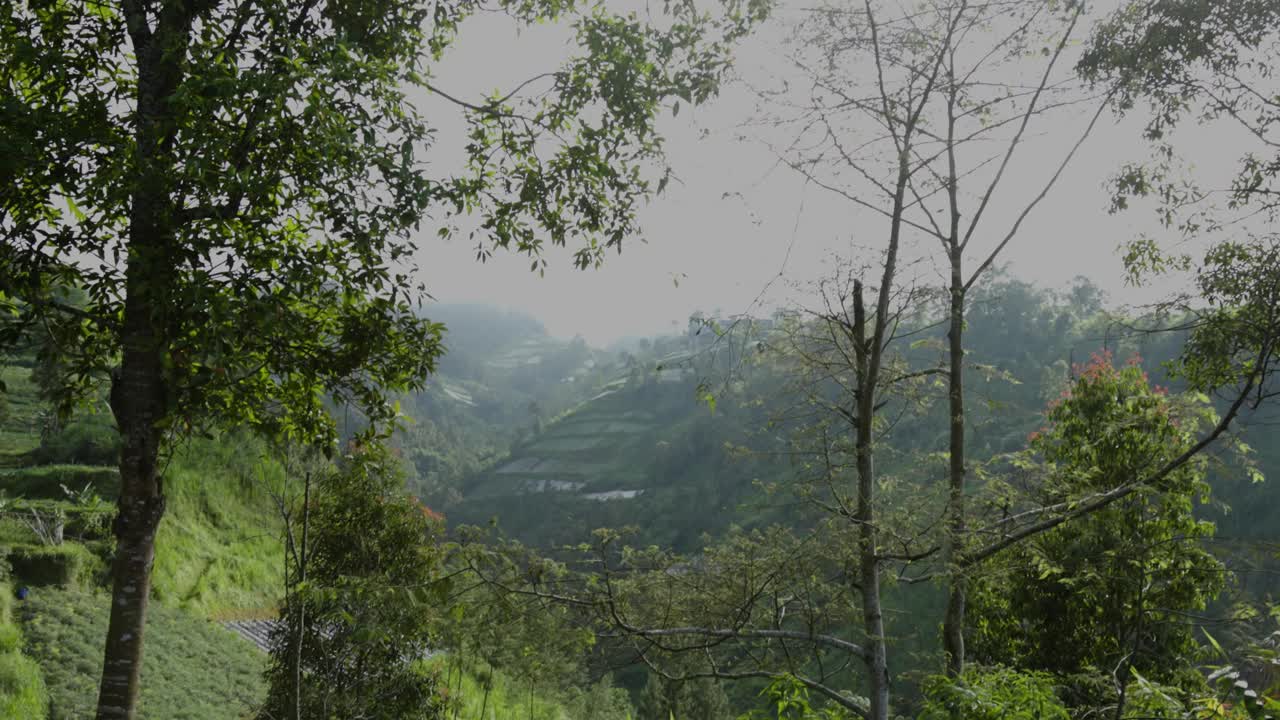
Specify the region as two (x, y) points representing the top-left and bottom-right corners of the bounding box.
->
(0, 365), (42, 462)
(432, 658), (579, 720)
(151, 435), (286, 617)
(0, 582), (49, 719)
(18, 586), (266, 720)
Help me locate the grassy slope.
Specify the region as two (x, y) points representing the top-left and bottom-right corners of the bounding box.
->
(152, 437), (285, 617)
(0, 364), (42, 464)
(18, 587), (265, 720)
(1, 360), (284, 717)
(0, 582), (48, 719)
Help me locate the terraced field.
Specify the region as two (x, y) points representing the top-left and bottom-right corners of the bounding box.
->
(465, 383), (669, 500)
(0, 364), (43, 464)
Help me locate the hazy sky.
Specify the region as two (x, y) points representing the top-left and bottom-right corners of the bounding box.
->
(409, 1), (1243, 345)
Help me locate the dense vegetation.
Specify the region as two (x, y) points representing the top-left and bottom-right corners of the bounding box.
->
(3, 0), (1280, 719)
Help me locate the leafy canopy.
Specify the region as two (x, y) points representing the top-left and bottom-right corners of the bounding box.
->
(0, 0), (770, 446)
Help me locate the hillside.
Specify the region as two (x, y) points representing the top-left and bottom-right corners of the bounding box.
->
(441, 280), (1280, 581)
(0, 360), (280, 716)
(0, 305), (627, 719)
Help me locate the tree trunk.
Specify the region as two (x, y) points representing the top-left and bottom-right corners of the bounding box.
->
(96, 307), (166, 719)
(858, 434), (890, 720)
(942, 249), (967, 678)
(293, 472), (311, 720)
(95, 6), (193, 717)
(851, 285), (890, 720)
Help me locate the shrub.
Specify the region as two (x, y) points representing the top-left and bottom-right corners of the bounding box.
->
(0, 465), (120, 500)
(918, 666), (1070, 720)
(32, 416), (120, 467)
(7, 544), (102, 588)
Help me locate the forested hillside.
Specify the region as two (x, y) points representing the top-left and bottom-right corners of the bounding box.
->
(443, 278), (1279, 567)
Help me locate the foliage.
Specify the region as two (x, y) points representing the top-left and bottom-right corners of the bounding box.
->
(638, 671), (733, 720)
(31, 412), (120, 467)
(917, 666), (1069, 720)
(561, 675), (637, 720)
(429, 656), (620, 720)
(1, 1), (770, 709)
(0, 582), (49, 720)
(17, 587), (265, 720)
(970, 352), (1224, 703)
(259, 444), (449, 720)
(1079, 0), (1280, 228)
(0, 0), (772, 445)
(0, 363), (41, 459)
(737, 675), (860, 720)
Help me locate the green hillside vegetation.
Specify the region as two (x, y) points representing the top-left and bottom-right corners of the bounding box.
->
(449, 277), (1280, 564)
(0, 582), (48, 719)
(18, 587), (265, 720)
(450, 366), (786, 551)
(0, 362), (43, 462)
(0, 355), (286, 716)
(434, 658), (633, 720)
(0, 315), (624, 719)
(4, 285), (1278, 719)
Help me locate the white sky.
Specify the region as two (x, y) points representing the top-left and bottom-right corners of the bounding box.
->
(409, 1), (1249, 345)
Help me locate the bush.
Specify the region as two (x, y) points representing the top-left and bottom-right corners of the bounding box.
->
(32, 415), (120, 467)
(0, 465), (120, 500)
(7, 544), (102, 588)
(918, 666), (1070, 720)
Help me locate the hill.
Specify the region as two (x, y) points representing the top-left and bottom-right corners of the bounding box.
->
(441, 280), (1280, 578)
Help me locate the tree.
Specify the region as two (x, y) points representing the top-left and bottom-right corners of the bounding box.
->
(260, 443), (449, 720)
(0, 1), (768, 717)
(637, 670), (732, 720)
(455, 2), (1112, 715)
(968, 352), (1225, 713)
(742, 0), (1112, 680)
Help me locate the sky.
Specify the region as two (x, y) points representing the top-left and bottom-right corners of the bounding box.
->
(407, 1), (1247, 346)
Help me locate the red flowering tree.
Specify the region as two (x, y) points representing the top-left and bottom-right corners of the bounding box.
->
(969, 351), (1225, 712)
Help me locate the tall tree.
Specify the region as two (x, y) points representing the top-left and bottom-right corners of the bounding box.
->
(0, 1), (767, 717)
(751, 0), (1107, 677)
(260, 444), (449, 720)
